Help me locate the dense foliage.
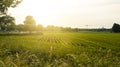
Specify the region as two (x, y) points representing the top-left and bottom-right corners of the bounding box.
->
(24, 15), (36, 31)
(0, 15), (15, 31)
(0, 0), (22, 31)
(112, 23), (120, 33)
(0, 0), (22, 14)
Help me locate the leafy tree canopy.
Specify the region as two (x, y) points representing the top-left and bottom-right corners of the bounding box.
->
(24, 15), (36, 31)
(24, 15), (36, 26)
(112, 23), (120, 33)
(0, 15), (15, 31)
(0, 0), (22, 15)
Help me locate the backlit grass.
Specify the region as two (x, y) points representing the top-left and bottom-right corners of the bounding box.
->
(0, 32), (120, 67)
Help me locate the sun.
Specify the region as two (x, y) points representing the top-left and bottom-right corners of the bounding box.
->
(23, 0), (59, 26)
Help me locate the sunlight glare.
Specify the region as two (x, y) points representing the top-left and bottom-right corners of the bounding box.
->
(28, 0), (97, 26)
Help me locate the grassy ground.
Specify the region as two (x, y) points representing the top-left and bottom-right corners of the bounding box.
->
(0, 32), (120, 67)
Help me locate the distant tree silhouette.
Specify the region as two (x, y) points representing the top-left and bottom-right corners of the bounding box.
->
(46, 25), (55, 31)
(112, 23), (120, 33)
(0, 15), (15, 31)
(24, 15), (36, 31)
(36, 24), (44, 31)
(16, 24), (25, 32)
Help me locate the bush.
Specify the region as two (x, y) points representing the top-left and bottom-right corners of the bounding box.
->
(112, 23), (120, 33)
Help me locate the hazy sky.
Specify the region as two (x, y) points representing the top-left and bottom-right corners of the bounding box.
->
(8, 0), (120, 28)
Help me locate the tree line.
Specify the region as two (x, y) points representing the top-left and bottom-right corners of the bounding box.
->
(0, 15), (119, 33)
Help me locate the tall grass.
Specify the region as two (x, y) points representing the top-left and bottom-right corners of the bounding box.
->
(0, 32), (120, 67)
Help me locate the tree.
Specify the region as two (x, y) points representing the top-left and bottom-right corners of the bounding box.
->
(24, 15), (36, 31)
(0, 15), (15, 31)
(112, 23), (120, 33)
(36, 24), (44, 31)
(0, 0), (22, 31)
(16, 24), (25, 32)
(0, 0), (22, 15)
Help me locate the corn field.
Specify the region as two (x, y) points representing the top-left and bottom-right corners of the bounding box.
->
(0, 32), (120, 67)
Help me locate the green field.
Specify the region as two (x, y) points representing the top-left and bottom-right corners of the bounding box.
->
(0, 32), (120, 67)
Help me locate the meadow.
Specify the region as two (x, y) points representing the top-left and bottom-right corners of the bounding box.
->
(0, 32), (120, 67)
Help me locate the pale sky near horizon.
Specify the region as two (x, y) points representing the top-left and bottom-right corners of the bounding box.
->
(8, 0), (120, 28)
